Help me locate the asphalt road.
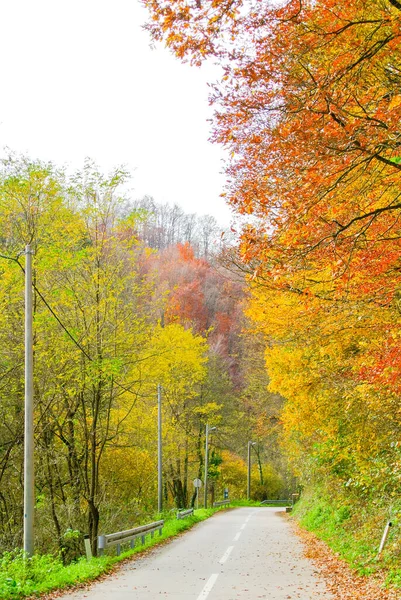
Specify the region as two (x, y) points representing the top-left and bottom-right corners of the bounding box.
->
(61, 507), (333, 599)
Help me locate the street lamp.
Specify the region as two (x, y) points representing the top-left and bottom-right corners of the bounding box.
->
(204, 424), (216, 508)
(247, 441), (256, 501)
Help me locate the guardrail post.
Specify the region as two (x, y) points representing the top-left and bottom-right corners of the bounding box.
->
(84, 535), (92, 560)
(378, 521), (392, 557)
(98, 535), (106, 556)
(95, 520), (164, 555)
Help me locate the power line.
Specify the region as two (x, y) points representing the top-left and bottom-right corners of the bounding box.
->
(0, 252), (142, 397)
(10, 255), (94, 362)
(33, 280), (93, 362)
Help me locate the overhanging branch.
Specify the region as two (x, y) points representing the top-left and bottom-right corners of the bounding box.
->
(389, 0), (401, 11)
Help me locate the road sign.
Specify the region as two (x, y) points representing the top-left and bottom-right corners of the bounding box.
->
(193, 478), (202, 488)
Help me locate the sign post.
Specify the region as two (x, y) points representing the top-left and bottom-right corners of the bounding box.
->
(193, 478), (202, 510)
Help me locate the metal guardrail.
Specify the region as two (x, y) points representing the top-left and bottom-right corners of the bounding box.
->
(260, 499), (289, 506)
(177, 508), (194, 519)
(98, 519), (164, 556)
(213, 500), (230, 507)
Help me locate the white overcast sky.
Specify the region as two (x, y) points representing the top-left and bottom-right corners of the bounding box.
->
(0, 0), (233, 225)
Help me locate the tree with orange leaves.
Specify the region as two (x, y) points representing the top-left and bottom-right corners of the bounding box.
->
(142, 0), (401, 501)
(142, 0), (401, 383)
(143, 0), (401, 303)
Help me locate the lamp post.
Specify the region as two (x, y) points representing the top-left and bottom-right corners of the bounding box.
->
(247, 441), (256, 501)
(204, 424), (216, 508)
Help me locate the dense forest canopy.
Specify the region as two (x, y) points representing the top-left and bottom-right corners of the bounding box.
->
(0, 155), (289, 557)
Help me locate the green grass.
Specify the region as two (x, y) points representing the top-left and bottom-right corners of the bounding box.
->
(230, 499), (289, 507)
(294, 496), (373, 571)
(292, 486), (401, 587)
(229, 499), (261, 507)
(0, 508), (221, 600)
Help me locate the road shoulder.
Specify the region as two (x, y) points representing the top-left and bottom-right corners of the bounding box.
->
(289, 517), (399, 600)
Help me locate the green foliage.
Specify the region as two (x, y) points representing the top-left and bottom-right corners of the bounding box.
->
(61, 529), (84, 565)
(229, 499), (285, 507)
(0, 550), (111, 600)
(208, 450), (223, 479)
(293, 482), (401, 584)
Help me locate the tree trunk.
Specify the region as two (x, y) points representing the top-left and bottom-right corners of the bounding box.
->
(256, 447), (264, 485)
(88, 500), (100, 556)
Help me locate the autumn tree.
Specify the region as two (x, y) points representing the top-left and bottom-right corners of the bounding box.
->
(142, 0), (401, 306)
(141, 0), (401, 502)
(0, 157), (210, 552)
(0, 153), (258, 556)
(0, 155), (82, 551)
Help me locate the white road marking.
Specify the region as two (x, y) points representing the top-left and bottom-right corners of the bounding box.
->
(233, 531), (242, 542)
(196, 573), (219, 600)
(240, 523), (246, 530)
(219, 545), (234, 564)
